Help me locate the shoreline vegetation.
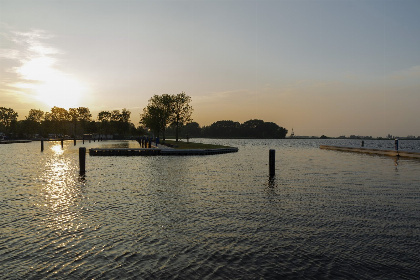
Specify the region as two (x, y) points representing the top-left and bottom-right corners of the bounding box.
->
(1, 101), (419, 140)
(0, 101), (289, 141)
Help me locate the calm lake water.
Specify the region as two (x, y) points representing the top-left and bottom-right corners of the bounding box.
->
(1, 139), (419, 279)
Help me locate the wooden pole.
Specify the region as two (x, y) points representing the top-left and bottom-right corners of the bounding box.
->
(79, 147), (86, 174)
(41, 140), (44, 152)
(61, 139), (64, 148)
(74, 138), (76, 146)
(269, 149), (275, 177)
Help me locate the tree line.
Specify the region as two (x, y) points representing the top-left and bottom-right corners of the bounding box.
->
(0, 106), (141, 139)
(2, 91), (287, 140)
(174, 119), (288, 139)
(139, 93), (288, 140)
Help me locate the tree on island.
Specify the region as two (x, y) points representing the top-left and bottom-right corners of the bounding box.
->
(140, 94), (173, 140)
(170, 92), (193, 142)
(140, 92), (193, 141)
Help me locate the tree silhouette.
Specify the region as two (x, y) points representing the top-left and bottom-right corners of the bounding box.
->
(140, 94), (173, 140)
(170, 92), (193, 142)
(0, 107), (18, 134)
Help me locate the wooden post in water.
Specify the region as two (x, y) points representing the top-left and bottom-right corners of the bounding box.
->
(41, 140), (44, 152)
(79, 147), (86, 174)
(61, 139), (64, 148)
(269, 149), (275, 177)
(74, 138), (76, 146)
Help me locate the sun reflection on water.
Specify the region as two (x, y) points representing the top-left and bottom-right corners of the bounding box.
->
(50, 143), (64, 156)
(41, 143), (84, 233)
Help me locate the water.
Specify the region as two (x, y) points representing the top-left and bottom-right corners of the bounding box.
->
(1, 139), (419, 279)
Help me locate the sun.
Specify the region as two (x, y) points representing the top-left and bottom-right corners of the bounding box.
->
(17, 56), (87, 109)
(35, 74), (86, 109)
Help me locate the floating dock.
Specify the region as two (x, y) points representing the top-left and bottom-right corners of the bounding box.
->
(89, 147), (238, 156)
(320, 145), (420, 159)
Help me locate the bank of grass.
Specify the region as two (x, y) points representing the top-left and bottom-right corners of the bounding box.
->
(163, 140), (233, 149)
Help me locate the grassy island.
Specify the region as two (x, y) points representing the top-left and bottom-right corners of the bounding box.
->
(162, 140), (233, 150)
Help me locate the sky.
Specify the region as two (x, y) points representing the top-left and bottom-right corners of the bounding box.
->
(1, 0), (419, 137)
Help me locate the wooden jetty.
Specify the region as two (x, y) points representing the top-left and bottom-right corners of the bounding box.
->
(89, 147), (238, 156)
(320, 145), (420, 159)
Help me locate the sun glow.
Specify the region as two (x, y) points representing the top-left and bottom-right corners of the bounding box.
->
(16, 56), (87, 109)
(35, 74), (87, 109)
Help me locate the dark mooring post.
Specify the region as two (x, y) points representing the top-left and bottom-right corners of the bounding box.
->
(41, 140), (44, 152)
(79, 147), (86, 174)
(61, 139), (64, 148)
(269, 149), (275, 177)
(74, 138), (76, 146)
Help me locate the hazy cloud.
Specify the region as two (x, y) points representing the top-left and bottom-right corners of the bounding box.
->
(0, 27), (87, 108)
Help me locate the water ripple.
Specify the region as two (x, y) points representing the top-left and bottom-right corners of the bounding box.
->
(1, 140), (419, 279)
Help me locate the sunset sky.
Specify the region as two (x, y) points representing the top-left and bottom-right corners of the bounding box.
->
(1, 0), (419, 137)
